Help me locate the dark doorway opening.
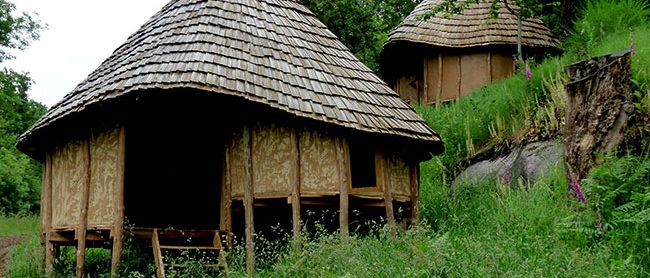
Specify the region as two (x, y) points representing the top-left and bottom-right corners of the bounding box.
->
(124, 95), (223, 230)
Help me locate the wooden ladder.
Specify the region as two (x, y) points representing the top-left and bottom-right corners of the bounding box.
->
(151, 228), (228, 278)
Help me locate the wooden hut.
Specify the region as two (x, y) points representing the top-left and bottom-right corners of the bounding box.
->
(381, 0), (560, 105)
(17, 0), (443, 276)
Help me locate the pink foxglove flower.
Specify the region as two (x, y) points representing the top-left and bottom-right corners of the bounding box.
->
(525, 63), (531, 81)
(571, 177), (587, 205)
(630, 33), (635, 55)
(504, 168), (510, 187)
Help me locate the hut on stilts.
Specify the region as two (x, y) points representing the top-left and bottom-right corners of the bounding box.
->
(17, 0), (444, 277)
(381, 0), (560, 105)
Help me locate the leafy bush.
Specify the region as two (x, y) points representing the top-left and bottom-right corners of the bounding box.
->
(583, 154), (650, 269)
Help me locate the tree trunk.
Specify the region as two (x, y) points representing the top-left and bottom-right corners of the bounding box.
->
(563, 51), (633, 192)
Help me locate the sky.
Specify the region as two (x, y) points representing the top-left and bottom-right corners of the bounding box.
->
(2, 0), (170, 107)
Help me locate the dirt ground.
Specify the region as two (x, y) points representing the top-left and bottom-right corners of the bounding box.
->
(0, 236), (23, 276)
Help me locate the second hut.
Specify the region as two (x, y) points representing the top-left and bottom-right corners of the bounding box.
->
(381, 0), (559, 105)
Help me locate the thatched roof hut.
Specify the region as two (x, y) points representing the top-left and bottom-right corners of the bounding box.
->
(382, 0), (560, 104)
(18, 0), (443, 276)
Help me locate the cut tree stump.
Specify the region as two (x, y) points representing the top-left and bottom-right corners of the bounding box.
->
(564, 50), (633, 187)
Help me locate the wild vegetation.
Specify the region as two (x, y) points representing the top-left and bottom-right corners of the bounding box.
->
(3, 0), (650, 277)
(0, 0), (45, 216)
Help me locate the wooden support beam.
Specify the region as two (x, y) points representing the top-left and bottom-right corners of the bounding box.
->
(379, 152), (395, 228)
(422, 57), (428, 104)
(43, 152), (54, 276)
(409, 163), (420, 224)
(336, 137), (349, 237)
(242, 125), (255, 275)
(111, 126), (126, 275)
(436, 53), (443, 106)
(457, 55), (462, 100)
(152, 229), (165, 278)
(290, 128), (301, 238)
(76, 138), (92, 278)
(220, 141), (233, 251)
(487, 52), (493, 82)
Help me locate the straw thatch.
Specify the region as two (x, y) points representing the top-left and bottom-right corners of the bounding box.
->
(18, 0), (442, 153)
(386, 0), (559, 49)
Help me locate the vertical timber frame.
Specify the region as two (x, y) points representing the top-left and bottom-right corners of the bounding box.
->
(377, 151), (395, 227)
(111, 126), (126, 275)
(336, 137), (349, 236)
(220, 141), (233, 250)
(409, 163), (420, 224)
(43, 152), (54, 276)
(487, 52), (493, 82)
(242, 125), (255, 274)
(76, 137), (92, 278)
(422, 57), (428, 104)
(436, 54), (443, 106)
(290, 128), (301, 237)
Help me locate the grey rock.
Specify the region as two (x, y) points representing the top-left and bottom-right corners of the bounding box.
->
(454, 140), (563, 187)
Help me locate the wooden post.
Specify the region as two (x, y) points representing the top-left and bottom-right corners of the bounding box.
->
(457, 55), (462, 99)
(379, 152), (395, 228)
(422, 57), (428, 104)
(409, 163), (420, 224)
(290, 128), (301, 238)
(43, 152), (54, 276)
(220, 141), (233, 250)
(242, 126), (255, 275)
(336, 137), (349, 237)
(111, 126), (126, 275)
(76, 138), (92, 278)
(39, 156), (47, 272)
(487, 52), (493, 82)
(436, 54), (443, 105)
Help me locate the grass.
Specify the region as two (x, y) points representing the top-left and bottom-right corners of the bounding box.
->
(0, 215), (38, 236)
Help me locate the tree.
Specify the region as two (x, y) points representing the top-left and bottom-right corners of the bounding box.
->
(0, 0), (45, 215)
(302, 0), (422, 73)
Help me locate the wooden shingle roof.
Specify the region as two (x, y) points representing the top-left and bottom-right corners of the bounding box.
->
(19, 0), (442, 151)
(386, 0), (559, 49)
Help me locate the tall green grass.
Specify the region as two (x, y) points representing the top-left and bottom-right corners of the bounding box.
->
(230, 164), (641, 277)
(0, 215), (37, 236)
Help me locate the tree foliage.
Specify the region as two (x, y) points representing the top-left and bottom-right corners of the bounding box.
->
(301, 0), (422, 73)
(0, 0), (44, 215)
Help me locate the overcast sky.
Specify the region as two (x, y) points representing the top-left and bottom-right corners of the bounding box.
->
(3, 0), (170, 107)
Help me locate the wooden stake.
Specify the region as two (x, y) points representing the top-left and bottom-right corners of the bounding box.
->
(76, 138), (91, 278)
(409, 163), (420, 224)
(290, 128), (301, 238)
(111, 126), (126, 275)
(43, 152), (54, 276)
(242, 126), (255, 275)
(336, 137), (349, 237)
(380, 152), (395, 228)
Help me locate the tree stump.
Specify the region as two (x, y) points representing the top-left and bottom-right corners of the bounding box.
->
(564, 51), (633, 187)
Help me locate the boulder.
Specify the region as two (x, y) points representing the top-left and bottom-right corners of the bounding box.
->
(453, 140), (563, 186)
